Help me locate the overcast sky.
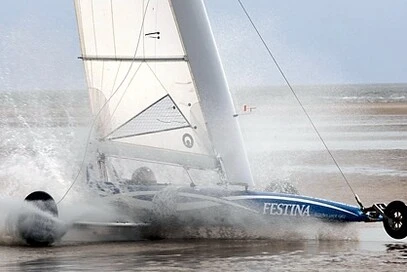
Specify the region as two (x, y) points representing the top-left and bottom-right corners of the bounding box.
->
(0, 0), (406, 91)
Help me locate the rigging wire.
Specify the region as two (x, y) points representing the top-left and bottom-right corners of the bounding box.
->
(105, 0), (154, 136)
(236, 0), (363, 207)
(103, 62), (143, 138)
(57, 0), (151, 204)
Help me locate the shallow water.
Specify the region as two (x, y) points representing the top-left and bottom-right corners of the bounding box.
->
(0, 228), (406, 272)
(1, 85), (407, 271)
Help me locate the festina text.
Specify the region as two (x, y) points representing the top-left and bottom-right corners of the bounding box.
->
(263, 203), (310, 217)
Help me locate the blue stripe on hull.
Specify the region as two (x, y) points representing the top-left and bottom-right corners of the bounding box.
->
(122, 186), (369, 223)
(230, 192), (367, 222)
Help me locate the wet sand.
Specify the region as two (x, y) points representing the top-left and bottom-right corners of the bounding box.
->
(252, 149), (407, 205)
(243, 101), (407, 206)
(1, 225), (406, 272)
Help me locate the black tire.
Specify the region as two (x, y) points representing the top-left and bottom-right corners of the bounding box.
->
(25, 191), (58, 216)
(383, 201), (407, 240)
(18, 191), (62, 246)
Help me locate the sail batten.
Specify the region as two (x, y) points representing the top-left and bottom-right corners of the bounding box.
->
(79, 56), (188, 62)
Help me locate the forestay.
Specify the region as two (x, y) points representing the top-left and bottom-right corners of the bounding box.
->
(74, 0), (253, 185)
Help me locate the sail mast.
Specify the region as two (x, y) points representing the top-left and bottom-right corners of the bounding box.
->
(170, 0), (254, 186)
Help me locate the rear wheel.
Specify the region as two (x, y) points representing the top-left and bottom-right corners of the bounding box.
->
(18, 191), (63, 246)
(25, 191), (58, 216)
(383, 201), (407, 240)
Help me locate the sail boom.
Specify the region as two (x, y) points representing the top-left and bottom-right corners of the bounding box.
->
(97, 141), (218, 170)
(79, 56), (188, 62)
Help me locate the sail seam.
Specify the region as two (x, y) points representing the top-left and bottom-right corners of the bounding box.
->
(90, 0), (98, 90)
(79, 56), (187, 62)
(110, 0), (117, 57)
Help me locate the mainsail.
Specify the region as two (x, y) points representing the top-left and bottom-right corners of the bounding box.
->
(74, 0), (253, 185)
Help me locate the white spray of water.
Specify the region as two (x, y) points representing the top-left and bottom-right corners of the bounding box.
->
(0, 195), (134, 245)
(0, 87), (362, 244)
(0, 90), (133, 244)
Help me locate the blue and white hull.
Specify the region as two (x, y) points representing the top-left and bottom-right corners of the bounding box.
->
(110, 186), (371, 229)
(18, 186), (407, 245)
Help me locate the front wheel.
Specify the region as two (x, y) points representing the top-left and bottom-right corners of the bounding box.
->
(383, 201), (407, 240)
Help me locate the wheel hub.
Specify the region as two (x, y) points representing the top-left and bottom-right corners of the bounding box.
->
(390, 211), (403, 230)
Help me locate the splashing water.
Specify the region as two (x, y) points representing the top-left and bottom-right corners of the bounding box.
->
(0, 90), (124, 244)
(0, 90), (91, 200)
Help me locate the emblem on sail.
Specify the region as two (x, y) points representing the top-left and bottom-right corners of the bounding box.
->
(182, 133), (194, 148)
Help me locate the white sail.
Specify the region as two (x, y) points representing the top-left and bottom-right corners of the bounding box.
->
(74, 0), (253, 185)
